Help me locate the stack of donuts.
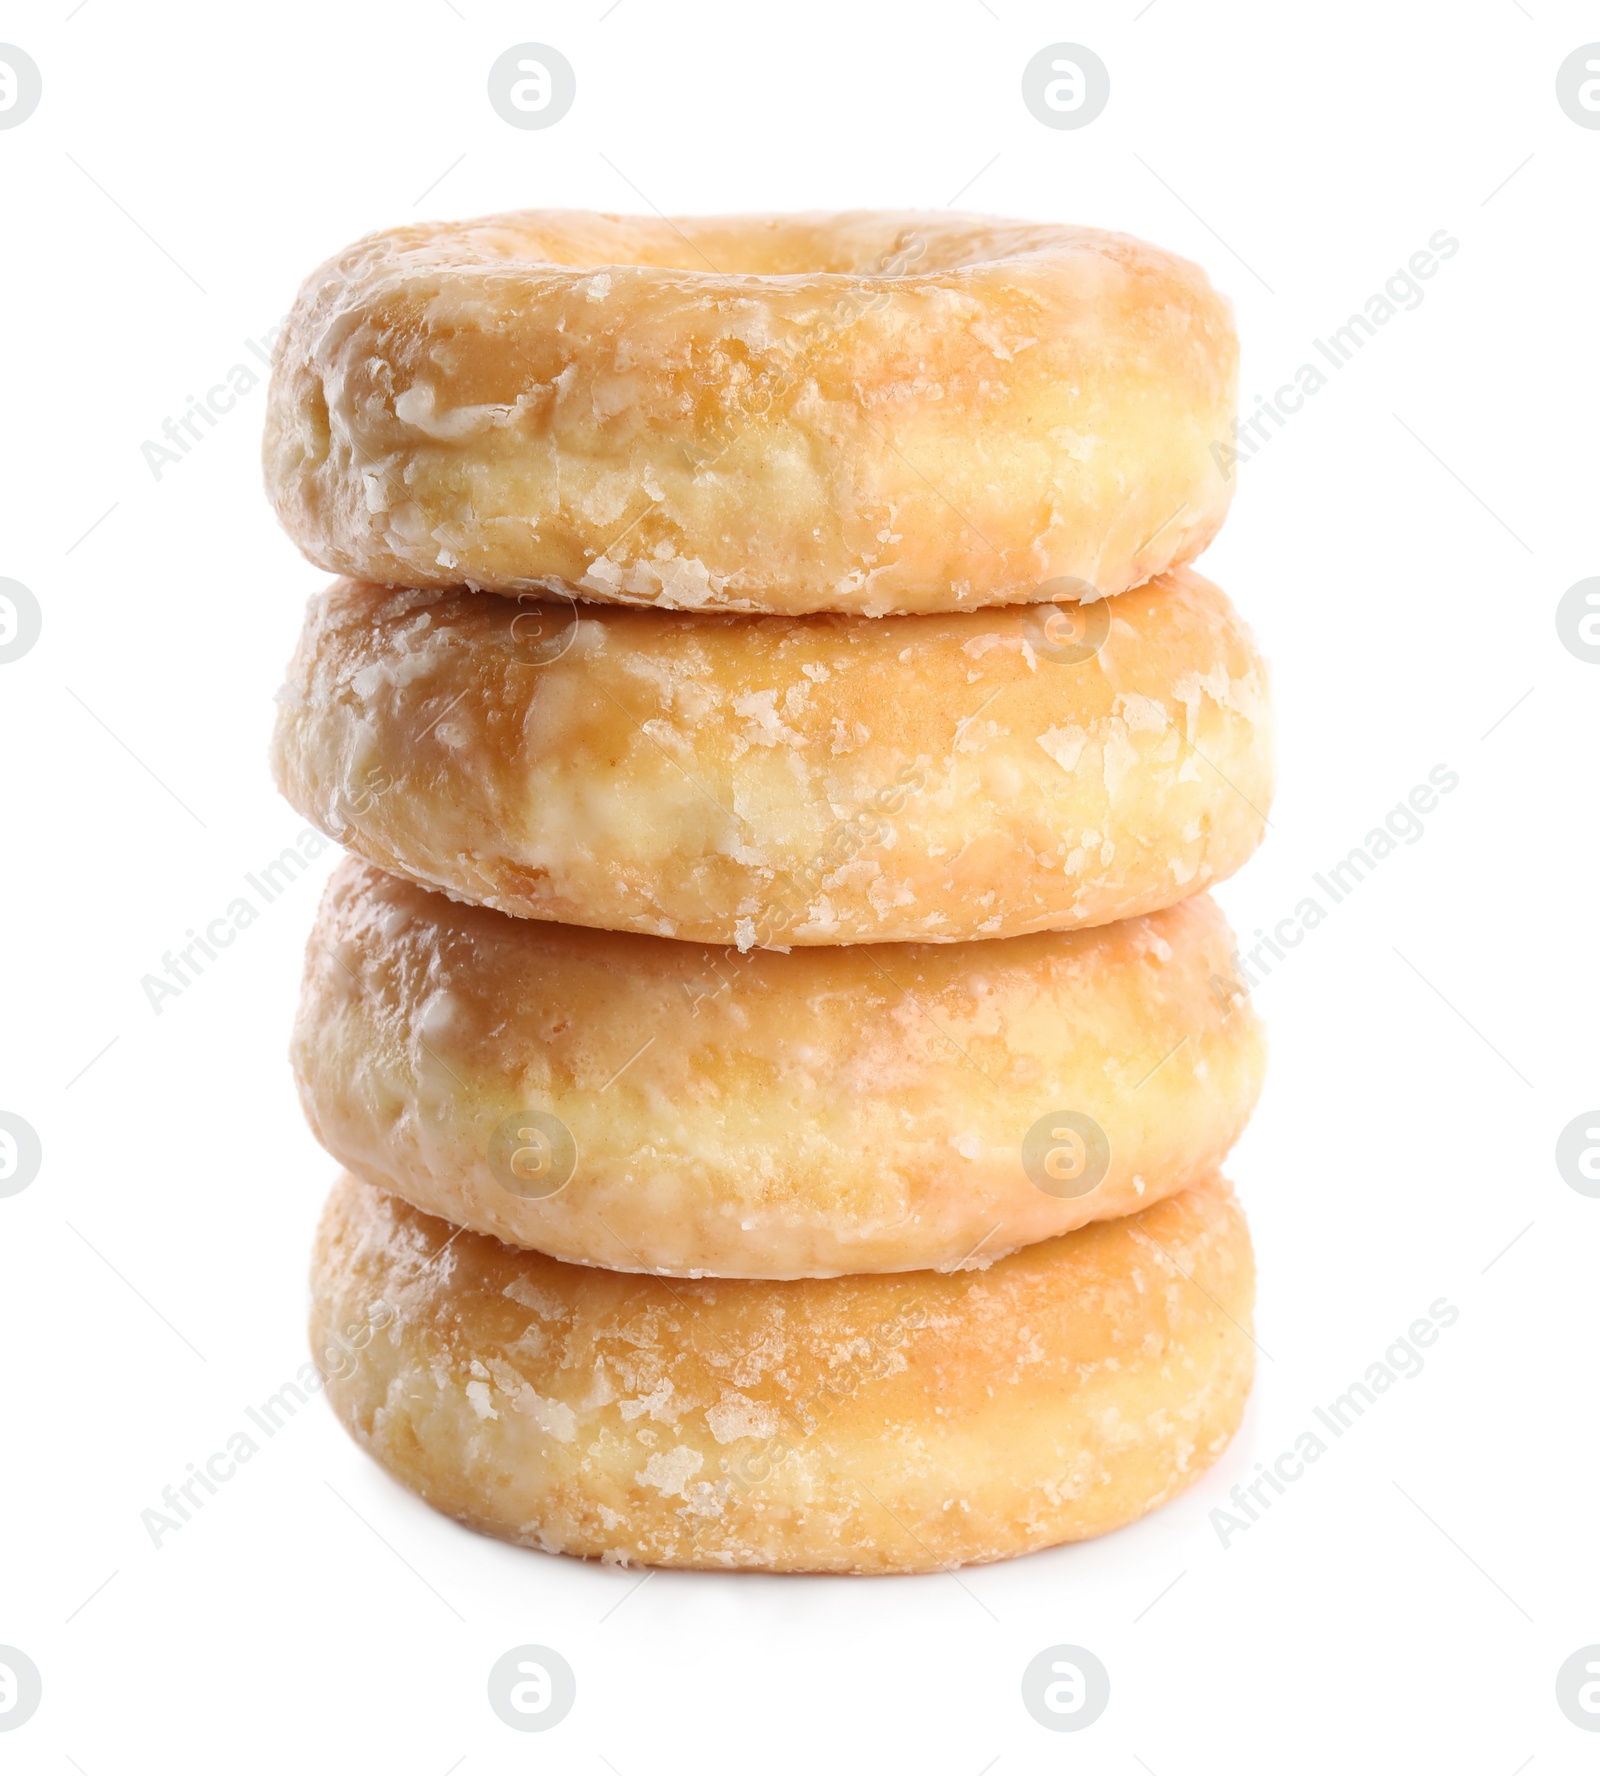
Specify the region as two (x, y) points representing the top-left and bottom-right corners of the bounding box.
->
(264, 210), (1272, 1574)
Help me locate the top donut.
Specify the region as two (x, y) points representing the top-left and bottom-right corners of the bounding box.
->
(265, 211), (1238, 616)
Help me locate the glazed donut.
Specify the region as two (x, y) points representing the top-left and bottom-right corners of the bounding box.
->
(311, 1171), (1254, 1573)
(294, 859), (1264, 1278)
(264, 210), (1237, 615)
(271, 568), (1271, 949)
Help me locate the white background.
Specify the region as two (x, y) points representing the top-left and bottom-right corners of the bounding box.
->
(2, 2), (1596, 1769)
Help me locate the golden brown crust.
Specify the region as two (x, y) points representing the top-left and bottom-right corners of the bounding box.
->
(295, 860), (1263, 1277)
(264, 210), (1237, 614)
(271, 569), (1272, 949)
(310, 1172), (1255, 1573)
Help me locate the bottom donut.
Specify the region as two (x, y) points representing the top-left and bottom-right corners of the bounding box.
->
(310, 1172), (1255, 1574)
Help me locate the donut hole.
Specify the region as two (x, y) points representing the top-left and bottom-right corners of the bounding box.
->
(438, 211), (1081, 281)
